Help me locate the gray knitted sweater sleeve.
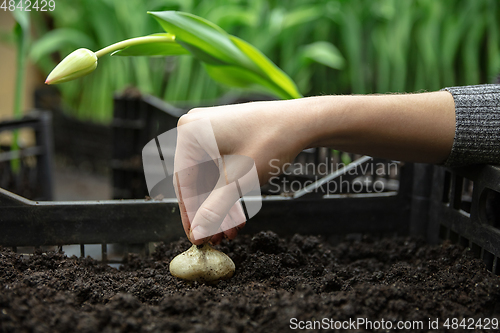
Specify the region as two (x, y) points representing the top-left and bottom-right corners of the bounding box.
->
(442, 84), (500, 167)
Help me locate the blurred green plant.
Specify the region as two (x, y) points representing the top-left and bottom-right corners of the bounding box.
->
(340, 0), (499, 93)
(9, 9), (30, 172)
(24, 0), (500, 123)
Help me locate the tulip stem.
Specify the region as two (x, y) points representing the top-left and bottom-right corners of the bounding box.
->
(95, 34), (176, 58)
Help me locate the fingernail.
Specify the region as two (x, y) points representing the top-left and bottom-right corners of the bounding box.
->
(191, 225), (209, 240)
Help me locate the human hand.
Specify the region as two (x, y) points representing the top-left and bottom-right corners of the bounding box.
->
(174, 99), (312, 245)
(173, 118), (257, 245)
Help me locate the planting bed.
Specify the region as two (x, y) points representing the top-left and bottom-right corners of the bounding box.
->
(1, 231), (499, 332)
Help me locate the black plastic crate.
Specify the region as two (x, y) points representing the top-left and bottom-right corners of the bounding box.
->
(1, 161), (498, 271)
(34, 87), (112, 172)
(111, 94), (184, 199)
(0, 111), (54, 201)
(429, 164), (500, 273)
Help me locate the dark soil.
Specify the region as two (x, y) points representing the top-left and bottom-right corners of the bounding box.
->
(1, 232), (499, 332)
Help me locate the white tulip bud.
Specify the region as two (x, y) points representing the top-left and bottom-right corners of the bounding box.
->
(45, 48), (97, 85)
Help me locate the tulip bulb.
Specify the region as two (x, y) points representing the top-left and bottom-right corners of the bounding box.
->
(169, 243), (235, 283)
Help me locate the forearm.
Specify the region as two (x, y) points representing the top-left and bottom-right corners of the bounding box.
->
(293, 91), (456, 164)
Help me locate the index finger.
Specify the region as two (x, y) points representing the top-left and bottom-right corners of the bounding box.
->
(173, 118), (222, 241)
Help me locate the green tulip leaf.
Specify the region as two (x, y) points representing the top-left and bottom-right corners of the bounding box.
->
(229, 35), (301, 99)
(148, 11), (255, 68)
(204, 64), (265, 88)
(204, 64), (295, 100)
(149, 11), (301, 99)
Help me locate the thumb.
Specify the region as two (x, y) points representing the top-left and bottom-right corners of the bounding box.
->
(189, 182), (245, 244)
